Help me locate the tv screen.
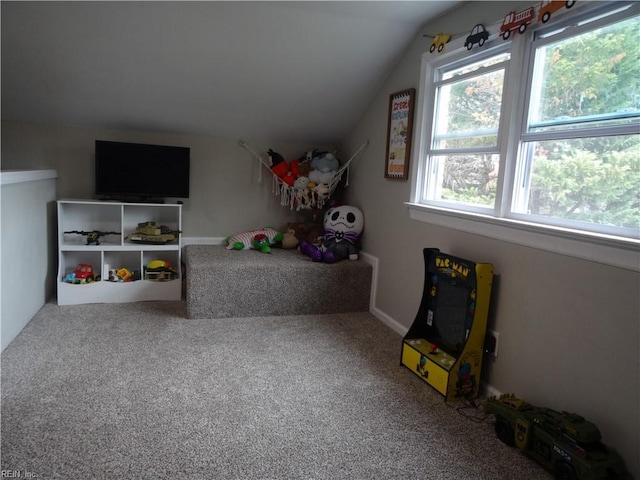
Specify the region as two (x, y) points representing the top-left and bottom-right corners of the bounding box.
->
(433, 279), (471, 355)
(95, 140), (190, 201)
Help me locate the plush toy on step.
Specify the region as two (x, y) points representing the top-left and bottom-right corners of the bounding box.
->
(287, 222), (324, 248)
(279, 230), (299, 249)
(225, 227), (283, 253)
(299, 205), (364, 263)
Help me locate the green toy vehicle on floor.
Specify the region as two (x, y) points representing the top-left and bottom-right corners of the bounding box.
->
(484, 394), (629, 480)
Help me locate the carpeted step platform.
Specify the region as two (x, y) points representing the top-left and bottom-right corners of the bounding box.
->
(184, 245), (372, 319)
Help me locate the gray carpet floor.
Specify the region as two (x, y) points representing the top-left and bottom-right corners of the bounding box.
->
(1, 301), (552, 479)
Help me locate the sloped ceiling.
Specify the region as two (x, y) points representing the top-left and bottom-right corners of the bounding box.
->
(1, 1), (460, 144)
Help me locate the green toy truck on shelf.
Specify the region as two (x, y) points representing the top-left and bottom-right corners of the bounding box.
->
(126, 222), (181, 245)
(484, 394), (629, 480)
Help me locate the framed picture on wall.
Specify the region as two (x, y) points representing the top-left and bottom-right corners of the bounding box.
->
(385, 88), (415, 180)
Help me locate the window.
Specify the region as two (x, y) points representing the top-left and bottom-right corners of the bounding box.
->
(411, 2), (639, 246)
(425, 51), (509, 212)
(514, 10), (639, 236)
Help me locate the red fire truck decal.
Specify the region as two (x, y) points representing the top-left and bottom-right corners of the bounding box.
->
(501, 6), (534, 39)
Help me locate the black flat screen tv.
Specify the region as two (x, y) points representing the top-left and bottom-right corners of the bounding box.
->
(95, 140), (190, 201)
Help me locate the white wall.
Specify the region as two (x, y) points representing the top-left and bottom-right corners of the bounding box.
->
(343, 2), (639, 477)
(1, 170), (57, 351)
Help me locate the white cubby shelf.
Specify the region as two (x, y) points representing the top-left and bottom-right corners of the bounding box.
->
(57, 199), (182, 305)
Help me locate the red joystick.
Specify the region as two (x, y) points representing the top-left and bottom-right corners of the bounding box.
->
(430, 344), (438, 354)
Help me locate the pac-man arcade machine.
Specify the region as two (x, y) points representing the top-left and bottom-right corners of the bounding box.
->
(401, 248), (493, 401)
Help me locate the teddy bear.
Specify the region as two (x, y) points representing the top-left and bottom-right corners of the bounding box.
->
(287, 222), (324, 246)
(280, 230), (299, 249)
(299, 205), (363, 263)
(296, 160), (312, 178)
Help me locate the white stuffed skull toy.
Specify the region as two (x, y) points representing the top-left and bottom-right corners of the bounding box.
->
(300, 204), (364, 263)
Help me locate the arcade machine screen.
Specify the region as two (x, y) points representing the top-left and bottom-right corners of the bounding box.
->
(431, 277), (471, 356)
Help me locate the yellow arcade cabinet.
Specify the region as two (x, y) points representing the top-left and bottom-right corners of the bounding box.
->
(401, 248), (493, 401)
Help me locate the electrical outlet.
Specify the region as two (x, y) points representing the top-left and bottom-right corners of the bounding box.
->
(488, 329), (500, 357)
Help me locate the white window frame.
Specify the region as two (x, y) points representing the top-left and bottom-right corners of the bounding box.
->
(407, 1), (640, 272)
(422, 45), (511, 215)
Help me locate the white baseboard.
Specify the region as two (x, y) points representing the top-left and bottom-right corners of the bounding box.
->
(482, 382), (502, 398)
(359, 251), (409, 337)
(370, 306), (409, 336)
(358, 251), (378, 314)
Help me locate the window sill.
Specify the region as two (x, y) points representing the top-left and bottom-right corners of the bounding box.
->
(405, 202), (639, 272)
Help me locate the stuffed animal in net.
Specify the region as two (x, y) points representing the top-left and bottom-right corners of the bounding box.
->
(310, 152), (339, 173)
(299, 205), (364, 263)
(225, 227), (283, 253)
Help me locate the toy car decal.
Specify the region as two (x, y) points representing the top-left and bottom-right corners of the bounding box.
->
(465, 24), (489, 50)
(430, 33), (452, 53)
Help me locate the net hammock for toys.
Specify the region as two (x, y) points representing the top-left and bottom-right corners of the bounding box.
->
(238, 140), (368, 211)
